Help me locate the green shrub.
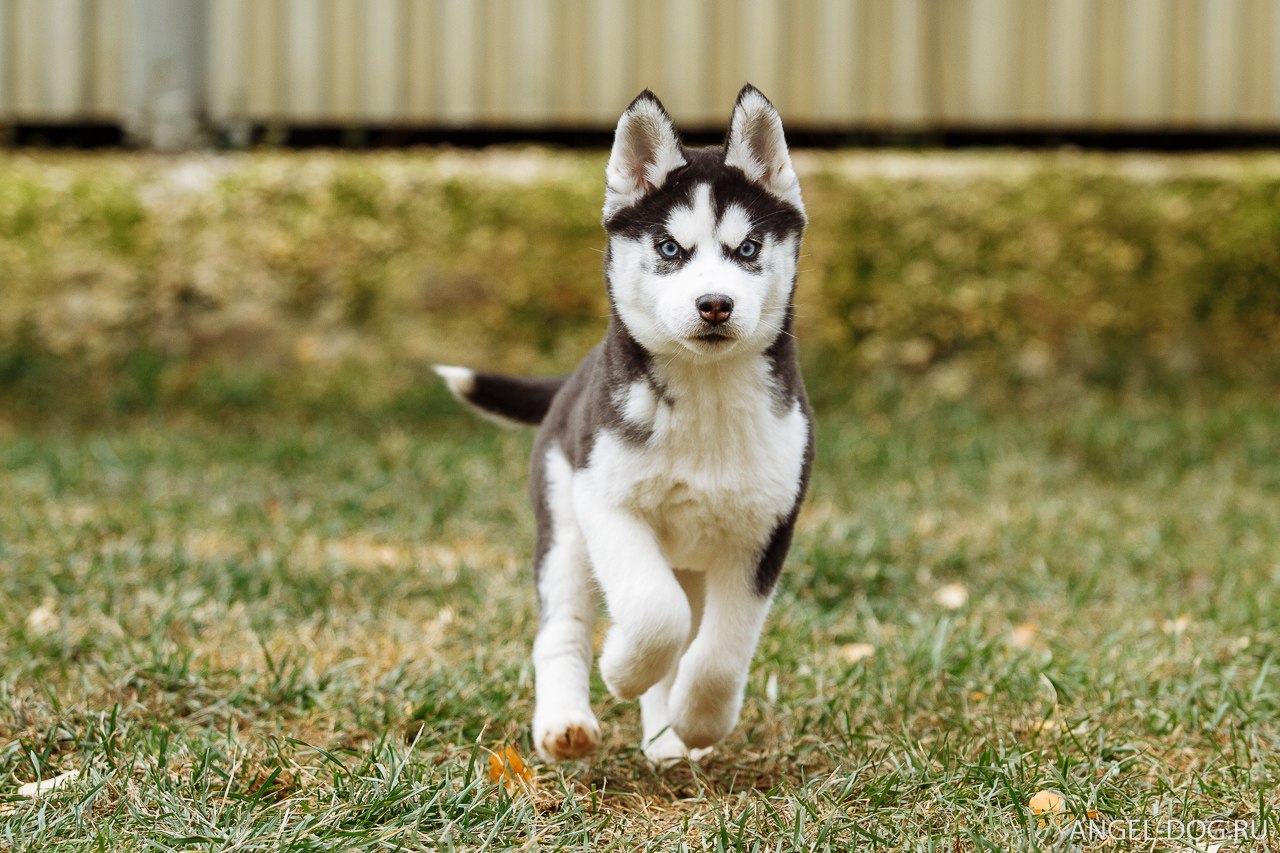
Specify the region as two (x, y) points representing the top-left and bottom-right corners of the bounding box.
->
(1, 150), (1277, 415)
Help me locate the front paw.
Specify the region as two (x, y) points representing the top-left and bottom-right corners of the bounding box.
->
(533, 709), (601, 761)
(668, 666), (741, 749)
(599, 604), (690, 700)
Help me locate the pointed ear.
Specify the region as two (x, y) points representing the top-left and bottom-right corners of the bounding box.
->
(723, 84), (804, 212)
(604, 91), (687, 218)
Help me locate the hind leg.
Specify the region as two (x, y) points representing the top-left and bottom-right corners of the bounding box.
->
(640, 570), (706, 766)
(532, 449), (600, 761)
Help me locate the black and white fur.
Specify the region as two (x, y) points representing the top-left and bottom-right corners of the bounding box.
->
(437, 86), (813, 765)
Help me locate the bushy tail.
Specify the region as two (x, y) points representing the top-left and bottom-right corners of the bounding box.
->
(434, 365), (566, 426)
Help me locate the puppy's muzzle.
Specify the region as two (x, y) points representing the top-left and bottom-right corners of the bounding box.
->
(696, 294), (734, 326)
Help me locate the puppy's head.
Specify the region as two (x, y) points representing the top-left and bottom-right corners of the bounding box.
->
(602, 86), (806, 361)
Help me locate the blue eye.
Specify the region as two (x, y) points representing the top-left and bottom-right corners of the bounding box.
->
(658, 239), (682, 259)
(737, 239), (760, 259)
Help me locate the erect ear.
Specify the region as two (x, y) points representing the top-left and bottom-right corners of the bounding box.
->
(604, 90), (687, 219)
(723, 84), (804, 213)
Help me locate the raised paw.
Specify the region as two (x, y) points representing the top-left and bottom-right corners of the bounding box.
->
(533, 710), (601, 761)
(599, 605), (690, 701)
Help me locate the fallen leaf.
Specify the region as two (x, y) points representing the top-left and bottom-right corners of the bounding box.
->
(934, 583), (969, 610)
(1029, 783), (1070, 824)
(487, 745), (533, 791)
(18, 770), (80, 798)
(1029, 718), (1058, 734)
(1009, 622), (1039, 649)
(839, 643), (876, 664)
(26, 599), (58, 636)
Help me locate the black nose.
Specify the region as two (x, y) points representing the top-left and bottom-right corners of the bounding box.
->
(696, 294), (734, 325)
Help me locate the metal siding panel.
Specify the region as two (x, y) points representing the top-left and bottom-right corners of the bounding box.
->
(634, 0), (663, 94)
(1122, 0), (1171, 124)
(362, 0), (401, 121)
(405, 0), (436, 120)
(246, 0), (282, 117)
(862, 0), (892, 124)
(1046, 0), (1091, 123)
(1273, 0), (1280, 118)
(0, 0), (10, 119)
(588, 0), (632, 121)
(707, 0), (738, 114)
(7, 0), (1279, 135)
(44, 0), (84, 117)
(890, 0), (924, 123)
(1094, 0), (1125, 122)
(13, 0), (43, 117)
(329, 0), (360, 121)
(813, 0), (859, 121)
(511, 0), (556, 123)
(478, 0), (508, 122)
(739, 0), (784, 105)
(1018, 0), (1051, 123)
(968, 0), (1018, 123)
(934, 0), (967, 123)
(557, 0), (591, 124)
(1242, 0), (1273, 123)
(437, 0), (481, 123)
(89, 0), (125, 116)
(1200, 0), (1243, 122)
(208, 0), (246, 122)
(664, 0), (713, 123)
(784, 0), (817, 122)
(1170, 0), (1201, 122)
(285, 0), (325, 119)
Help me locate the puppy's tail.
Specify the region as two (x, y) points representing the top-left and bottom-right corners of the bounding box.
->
(433, 365), (565, 427)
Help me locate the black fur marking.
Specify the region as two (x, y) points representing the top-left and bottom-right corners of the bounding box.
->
(529, 322), (656, 579)
(605, 147), (805, 241)
(754, 406), (814, 596)
(467, 372), (567, 425)
(763, 304), (805, 417)
(754, 517), (797, 597)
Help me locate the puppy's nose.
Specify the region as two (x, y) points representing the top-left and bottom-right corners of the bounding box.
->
(696, 294), (734, 325)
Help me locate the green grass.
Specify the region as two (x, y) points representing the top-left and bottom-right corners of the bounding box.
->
(2, 378), (1278, 850)
(2, 148), (1279, 848)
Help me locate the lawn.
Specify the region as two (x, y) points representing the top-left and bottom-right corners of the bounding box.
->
(1, 149), (1279, 850)
(1, 380), (1278, 850)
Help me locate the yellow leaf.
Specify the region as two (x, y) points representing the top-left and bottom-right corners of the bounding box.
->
(934, 583), (969, 610)
(838, 643), (876, 664)
(1008, 622), (1039, 649)
(1029, 789), (1066, 815)
(487, 745), (532, 791)
(18, 770), (80, 798)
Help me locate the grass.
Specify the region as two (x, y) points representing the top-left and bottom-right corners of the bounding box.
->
(2, 147), (1279, 848)
(2, 377), (1278, 850)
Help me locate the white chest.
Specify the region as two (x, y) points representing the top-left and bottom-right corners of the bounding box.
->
(581, 368), (808, 569)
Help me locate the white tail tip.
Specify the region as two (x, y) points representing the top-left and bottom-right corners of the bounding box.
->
(433, 365), (475, 399)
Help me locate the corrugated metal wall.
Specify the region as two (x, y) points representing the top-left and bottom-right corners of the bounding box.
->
(0, 0), (125, 122)
(4, 0), (1280, 136)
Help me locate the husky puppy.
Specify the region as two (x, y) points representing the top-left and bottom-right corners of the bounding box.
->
(436, 85), (812, 764)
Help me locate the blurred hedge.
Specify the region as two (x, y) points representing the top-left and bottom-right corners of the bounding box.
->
(1, 149), (1278, 413)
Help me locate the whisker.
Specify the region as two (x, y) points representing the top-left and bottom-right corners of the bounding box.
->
(756, 320), (797, 340)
